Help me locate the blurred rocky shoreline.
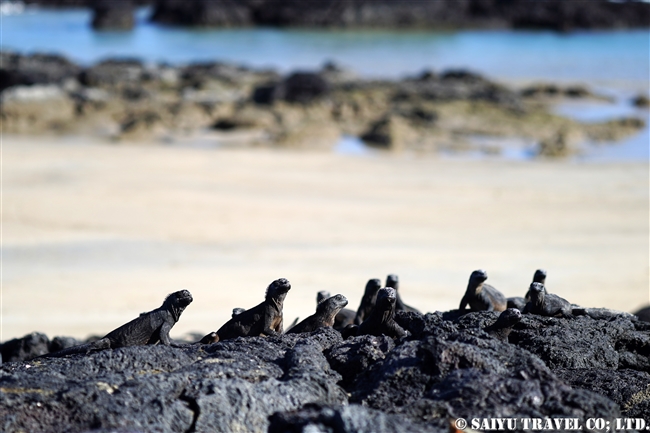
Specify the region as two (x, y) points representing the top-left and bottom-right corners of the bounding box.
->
(2, 51), (647, 158)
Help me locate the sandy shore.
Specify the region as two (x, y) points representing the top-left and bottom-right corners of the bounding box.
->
(1, 135), (648, 342)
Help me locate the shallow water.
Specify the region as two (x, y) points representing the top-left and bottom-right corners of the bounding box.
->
(554, 96), (650, 162)
(2, 7), (648, 87)
(2, 6), (649, 161)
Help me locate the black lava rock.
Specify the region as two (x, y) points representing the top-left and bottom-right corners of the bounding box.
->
(2, 312), (647, 432)
(0, 332), (51, 363)
(509, 314), (650, 370)
(554, 368), (650, 418)
(269, 402), (444, 433)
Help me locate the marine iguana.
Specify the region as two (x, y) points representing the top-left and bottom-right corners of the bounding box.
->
(385, 274), (421, 314)
(459, 269), (507, 312)
(353, 278), (382, 325)
(507, 269), (547, 310)
(317, 290), (355, 330)
(316, 290), (329, 304)
(532, 268), (547, 285)
(523, 282), (573, 318)
(200, 278), (291, 344)
(484, 308), (522, 342)
(286, 294), (349, 334)
(357, 287), (408, 339)
(40, 290), (193, 358)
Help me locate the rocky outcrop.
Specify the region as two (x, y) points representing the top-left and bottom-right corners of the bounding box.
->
(339, 311), (633, 430)
(554, 369), (650, 419)
(0, 332), (81, 363)
(536, 127), (581, 158)
(632, 95), (650, 108)
(1, 330), (346, 432)
(1, 52), (645, 154)
(1, 311), (648, 432)
(0, 52), (81, 92)
(268, 403), (443, 433)
(1, 85), (77, 133)
(149, 0), (650, 30)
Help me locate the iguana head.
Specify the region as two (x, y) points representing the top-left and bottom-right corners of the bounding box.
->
(265, 278), (291, 301)
(493, 308), (522, 329)
(165, 290), (193, 321)
(533, 269), (547, 284)
(385, 274), (399, 290)
(316, 294), (348, 322)
(165, 289), (193, 306)
(363, 278), (382, 299)
(528, 282), (546, 304)
(375, 287), (397, 321)
(468, 269), (488, 293)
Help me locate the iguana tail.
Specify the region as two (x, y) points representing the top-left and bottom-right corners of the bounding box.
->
(36, 338), (111, 359)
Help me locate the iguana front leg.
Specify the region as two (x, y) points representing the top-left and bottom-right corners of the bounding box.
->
(459, 295), (469, 310)
(261, 314), (280, 336)
(159, 320), (192, 347)
(158, 321), (173, 345)
(274, 316), (283, 334)
(261, 326), (280, 336)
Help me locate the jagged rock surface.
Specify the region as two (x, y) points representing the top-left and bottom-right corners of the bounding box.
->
(1, 329), (347, 433)
(2, 311), (648, 432)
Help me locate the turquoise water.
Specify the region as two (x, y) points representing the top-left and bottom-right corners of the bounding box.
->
(2, 6), (649, 160)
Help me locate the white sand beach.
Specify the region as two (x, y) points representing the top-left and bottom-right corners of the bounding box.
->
(2, 135), (648, 341)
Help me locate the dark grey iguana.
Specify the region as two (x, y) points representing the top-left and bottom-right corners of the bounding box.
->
(200, 278), (291, 344)
(523, 282), (573, 318)
(353, 278), (382, 325)
(316, 290), (355, 330)
(459, 269), (507, 312)
(507, 269), (546, 311)
(484, 308), (522, 342)
(385, 274), (421, 314)
(357, 287), (408, 339)
(40, 290), (194, 358)
(286, 294), (349, 334)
